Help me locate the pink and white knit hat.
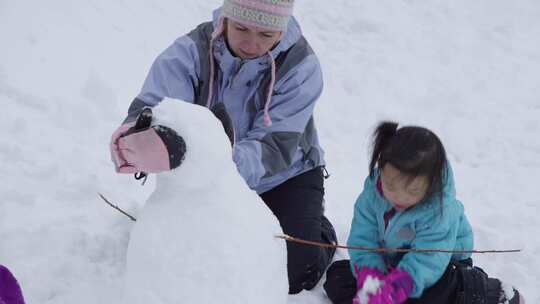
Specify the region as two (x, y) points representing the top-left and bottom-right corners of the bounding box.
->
(222, 0), (295, 31)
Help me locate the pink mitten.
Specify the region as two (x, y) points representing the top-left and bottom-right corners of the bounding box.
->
(111, 109), (186, 174)
(353, 266), (385, 304)
(383, 268), (413, 303)
(110, 122), (135, 172)
(353, 266), (413, 304)
(116, 127), (173, 173)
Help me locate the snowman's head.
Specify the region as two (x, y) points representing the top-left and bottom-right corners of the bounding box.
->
(150, 98), (235, 185)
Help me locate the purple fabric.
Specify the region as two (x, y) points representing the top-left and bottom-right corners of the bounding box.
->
(0, 265), (25, 304)
(383, 208), (396, 230)
(353, 266), (413, 304)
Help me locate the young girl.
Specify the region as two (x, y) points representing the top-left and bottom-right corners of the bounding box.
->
(323, 122), (525, 304)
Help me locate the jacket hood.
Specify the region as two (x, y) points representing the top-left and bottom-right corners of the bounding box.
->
(212, 7), (303, 57)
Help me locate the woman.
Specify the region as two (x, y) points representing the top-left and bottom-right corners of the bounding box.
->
(110, 0), (336, 294)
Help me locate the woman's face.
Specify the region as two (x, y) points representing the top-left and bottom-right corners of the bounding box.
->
(225, 19), (282, 60)
(380, 163), (429, 210)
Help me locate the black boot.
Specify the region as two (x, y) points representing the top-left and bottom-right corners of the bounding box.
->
(459, 263), (525, 304)
(486, 278), (524, 304)
(297, 216), (337, 292)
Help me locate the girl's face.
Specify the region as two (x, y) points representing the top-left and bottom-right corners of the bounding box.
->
(225, 19), (282, 60)
(380, 163), (429, 210)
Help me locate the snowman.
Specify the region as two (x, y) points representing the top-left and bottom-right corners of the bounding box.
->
(123, 98), (287, 303)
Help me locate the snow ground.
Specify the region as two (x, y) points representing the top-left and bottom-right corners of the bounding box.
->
(1, 0), (539, 303)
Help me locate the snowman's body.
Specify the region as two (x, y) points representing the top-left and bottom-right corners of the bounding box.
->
(123, 99), (287, 303)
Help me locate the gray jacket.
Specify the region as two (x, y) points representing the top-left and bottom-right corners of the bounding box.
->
(126, 7), (325, 193)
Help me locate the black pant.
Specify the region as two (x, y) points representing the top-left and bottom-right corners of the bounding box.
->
(323, 259), (515, 304)
(260, 167), (337, 294)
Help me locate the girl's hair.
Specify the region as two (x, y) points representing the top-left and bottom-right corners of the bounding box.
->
(369, 121), (448, 204)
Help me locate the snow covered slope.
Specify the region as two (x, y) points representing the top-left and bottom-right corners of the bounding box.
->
(1, 0), (539, 303)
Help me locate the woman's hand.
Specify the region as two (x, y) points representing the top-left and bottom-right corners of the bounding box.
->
(110, 109), (186, 174)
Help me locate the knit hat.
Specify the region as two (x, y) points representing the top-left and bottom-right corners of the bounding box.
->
(222, 0), (295, 31)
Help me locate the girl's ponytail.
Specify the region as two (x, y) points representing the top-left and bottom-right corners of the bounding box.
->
(369, 121), (398, 177)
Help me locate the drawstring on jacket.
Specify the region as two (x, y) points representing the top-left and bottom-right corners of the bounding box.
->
(206, 17), (224, 109)
(206, 17), (275, 127)
(264, 51), (276, 127)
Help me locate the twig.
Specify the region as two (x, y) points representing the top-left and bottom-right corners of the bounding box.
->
(98, 193), (137, 222)
(275, 234), (521, 254)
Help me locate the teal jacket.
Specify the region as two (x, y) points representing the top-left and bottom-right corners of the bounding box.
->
(347, 165), (473, 298)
